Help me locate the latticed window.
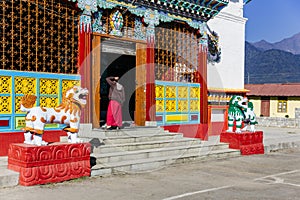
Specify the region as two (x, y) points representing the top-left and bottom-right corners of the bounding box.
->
(0, 0), (79, 74)
(278, 97), (287, 113)
(155, 22), (200, 83)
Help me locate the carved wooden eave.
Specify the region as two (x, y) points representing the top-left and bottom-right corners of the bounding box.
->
(68, 0), (229, 22)
(122, 0), (229, 22)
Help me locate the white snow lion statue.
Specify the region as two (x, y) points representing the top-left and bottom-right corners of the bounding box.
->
(226, 95), (257, 133)
(20, 86), (89, 146)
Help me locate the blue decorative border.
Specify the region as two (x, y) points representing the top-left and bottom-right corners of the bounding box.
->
(0, 70), (80, 132)
(155, 80), (200, 126)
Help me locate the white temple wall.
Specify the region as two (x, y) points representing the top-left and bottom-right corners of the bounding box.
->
(207, 0), (247, 90)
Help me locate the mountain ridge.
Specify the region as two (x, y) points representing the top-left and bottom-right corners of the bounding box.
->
(251, 32), (300, 55)
(245, 40), (300, 84)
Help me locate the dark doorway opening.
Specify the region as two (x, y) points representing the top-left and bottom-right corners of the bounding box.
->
(100, 52), (136, 126)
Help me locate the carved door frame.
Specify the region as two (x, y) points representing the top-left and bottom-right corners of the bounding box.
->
(91, 34), (146, 128)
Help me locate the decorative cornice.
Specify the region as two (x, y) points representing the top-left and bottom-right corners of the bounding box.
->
(69, 0), (229, 22)
(214, 12), (247, 24)
(69, 0), (223, 44)
(208, 87), (249, 93)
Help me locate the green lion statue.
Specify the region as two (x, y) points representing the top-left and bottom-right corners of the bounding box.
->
(226, 95), (257, 133)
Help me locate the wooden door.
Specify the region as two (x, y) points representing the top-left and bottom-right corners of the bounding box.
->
(261, 97), (270, 117)
(91, 35), (101, 128)
(135, 43), (146, 126)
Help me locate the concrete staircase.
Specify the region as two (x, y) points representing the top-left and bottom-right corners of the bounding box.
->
(79, 127), (241, 177)
(0, 126), (240, 188)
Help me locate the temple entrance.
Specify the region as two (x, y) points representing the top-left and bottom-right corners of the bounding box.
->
(99, 39), (136, 126)
(92, 36), (146, 128)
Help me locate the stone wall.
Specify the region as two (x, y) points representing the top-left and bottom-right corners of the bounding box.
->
(295, 108), (300, 119)
(257, 117), (300, 128)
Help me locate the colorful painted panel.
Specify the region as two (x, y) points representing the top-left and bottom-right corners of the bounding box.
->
(62, 80), (80, 92)
(0, 76), (12, 94)
(15, 116), (25, 130)
(0, 96), (11, 114)
(15, 77), (36, 95)
(0, 70), (80, 132)
(156, 99), (164, 112)
(155, 81), (200, 126)
(166, 114), (188, 123)
(178, 86), (188, 98)
(0, 76), (12, 114)
(178, 100), (188, 112)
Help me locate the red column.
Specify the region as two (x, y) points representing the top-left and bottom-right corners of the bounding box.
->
(223, 105), (229, 131)
(207, 105), (212, 135)
(78, 30), (92, 123)
(146, 36), (156, 122)
(198, 44), (208, 124)
(196, 44), (209, 139)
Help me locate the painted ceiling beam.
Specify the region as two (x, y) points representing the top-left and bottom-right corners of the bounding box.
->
(125, 0), (229, 21)
(68, 0), (229, 22)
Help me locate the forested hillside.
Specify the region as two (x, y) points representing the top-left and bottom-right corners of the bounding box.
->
(245, 42), (300, 84)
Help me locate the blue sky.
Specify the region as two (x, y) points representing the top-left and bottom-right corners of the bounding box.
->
(244, 0), (300, 43)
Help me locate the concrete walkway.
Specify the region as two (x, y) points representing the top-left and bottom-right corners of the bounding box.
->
(258, 126), (300, 152)
(0, 126), (300, 189)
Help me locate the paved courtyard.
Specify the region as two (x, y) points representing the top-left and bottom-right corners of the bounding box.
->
(1, 147), (300, 200)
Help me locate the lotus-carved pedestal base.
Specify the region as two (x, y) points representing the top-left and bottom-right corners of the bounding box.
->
(8, 142), (91, 186)
(220, 131), (264, 155)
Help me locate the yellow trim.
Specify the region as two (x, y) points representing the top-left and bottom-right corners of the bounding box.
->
(107, 0), (137, 8)
(166, 115), (188, 122)
(167, 14), (192, 22)
(208, 87), (249, 93)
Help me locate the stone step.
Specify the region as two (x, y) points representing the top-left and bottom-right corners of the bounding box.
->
(92, 142), (230, 164)
(0, 157), (19, 188)
(82, 132), (184, 145)
(91, 148), (241, 176)
(80, 127), (169, 138)
(88, 138), (200, 154)
(0, 156), (7, 167)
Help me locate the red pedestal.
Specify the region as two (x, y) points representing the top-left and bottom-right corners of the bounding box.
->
(8, 142), (91, 186)
(220, 131), (264, 155)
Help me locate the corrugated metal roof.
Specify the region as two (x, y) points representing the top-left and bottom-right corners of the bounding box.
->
(245, 83), (300, 96)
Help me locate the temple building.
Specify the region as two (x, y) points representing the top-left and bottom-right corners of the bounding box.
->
(0, 0), (249, 155)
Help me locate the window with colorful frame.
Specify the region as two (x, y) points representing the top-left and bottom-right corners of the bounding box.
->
(277, 97), (287, 113)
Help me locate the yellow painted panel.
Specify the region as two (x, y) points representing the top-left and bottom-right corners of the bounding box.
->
(166, 114), (188, 122)
(178, 86), (188, 98)
(155, 84), (164, 98)
(15, 77), (36, 94)
(166, 86), (176, 98)
(0, 76), (12, 94)
(178, 100), (188, 112)
(40, 79), (59, 95)
(166, 100), (176, 112)
(62, 80), (80, 92)
(190, 87), (200, 98)
(0, 96), (11, 114)
(40, 97), (59, 108)
(190, 100), (200, 111)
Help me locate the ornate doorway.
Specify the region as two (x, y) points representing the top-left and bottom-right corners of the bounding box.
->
(92, 36), (146, 128)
